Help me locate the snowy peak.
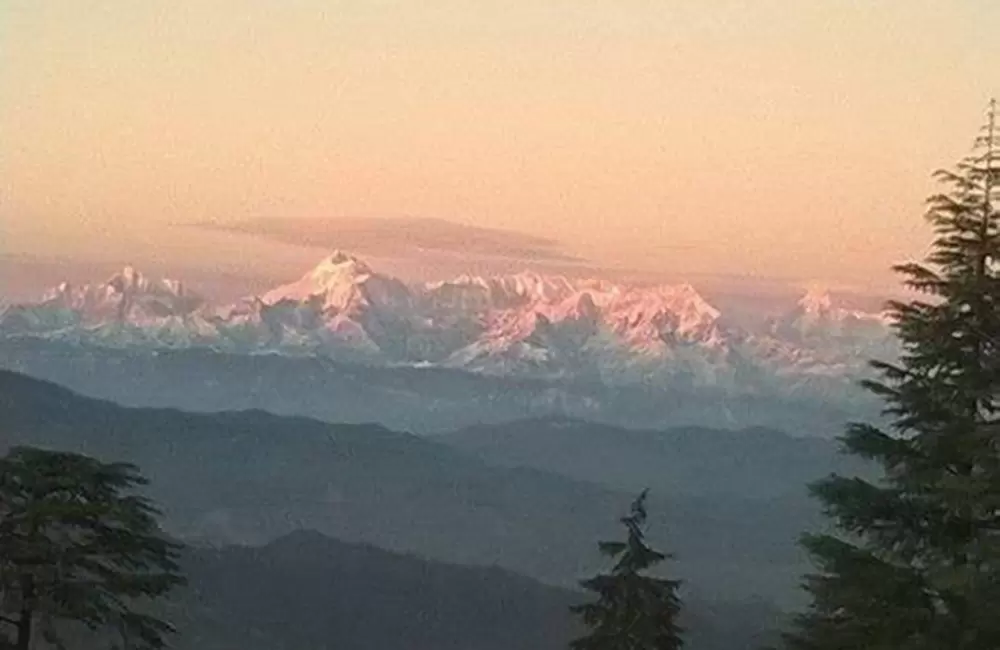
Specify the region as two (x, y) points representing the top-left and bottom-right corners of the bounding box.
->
(309, 250), (374, 280)
(0, 251), (898, 393)
(795, 285), (834, 317)
(109, 265), (146, 292)
(102, 266), (193, 305)
(595, 283), (723, 350)
(2, 266), (205, 333)
(489, 272), (578, 304)
(794, 285), (889, 324)
(261, 251), (400, 309)
(47, 266), (197, 308)
(275, 251), (372, 292)
(769, 285), (892, 346)
(241, 253), (418, 360)
(432, 271), (579, 311)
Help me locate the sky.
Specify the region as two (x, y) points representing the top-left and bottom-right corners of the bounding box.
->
(2, 0), (998, 299)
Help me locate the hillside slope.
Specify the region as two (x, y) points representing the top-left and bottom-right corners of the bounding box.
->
(72, 530), (783, 650)
(0, 370), (817, 606)
(440, 417), (872, 499)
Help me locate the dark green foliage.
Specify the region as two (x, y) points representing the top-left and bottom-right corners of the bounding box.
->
(0, 447), (185, 650)
(572, 490), (683, 650)
(786, 101), (1000, 649)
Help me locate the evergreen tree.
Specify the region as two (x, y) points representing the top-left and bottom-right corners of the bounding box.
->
(0, 446), (185, 650)
(571, 489), (683, 650)
(785, 100), (1000, 649)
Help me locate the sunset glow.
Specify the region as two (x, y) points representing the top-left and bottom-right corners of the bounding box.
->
(3, 1), (998, 295)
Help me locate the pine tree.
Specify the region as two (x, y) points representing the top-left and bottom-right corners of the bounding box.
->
(785, 100), (1000, 649)
(0, 446), (185, 650)
(571, 489), (683, 650)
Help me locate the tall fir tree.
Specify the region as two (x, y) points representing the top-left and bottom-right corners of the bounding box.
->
(571, 489), (683, 650)
(785, 100), (1000, 650)
(0, 446), (185, 650)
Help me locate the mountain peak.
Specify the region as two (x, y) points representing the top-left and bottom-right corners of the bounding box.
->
(797, 285), (833, 314)
(260, 252), (391, 308)
(321, 250), (365, 267)
(107, 265), (148, 290)
(307, 251), (372, 279)
(2, 257), (897, 391)
(296, 251), (372, 288)
(100, 266), (194, 302)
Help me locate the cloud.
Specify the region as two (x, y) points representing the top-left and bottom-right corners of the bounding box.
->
(188, 217), (582, 264)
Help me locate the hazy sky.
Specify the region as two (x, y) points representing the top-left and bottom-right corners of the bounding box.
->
(2, 1), (998, 294)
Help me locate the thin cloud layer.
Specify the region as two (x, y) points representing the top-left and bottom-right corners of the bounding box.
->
(190, 217), (582, 264)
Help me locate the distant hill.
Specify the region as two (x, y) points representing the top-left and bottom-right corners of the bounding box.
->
(171, 530), (580, 650)
(0, 369), (816, 607)
(72, 530), (784, 650)
(439, 416), (874, 500)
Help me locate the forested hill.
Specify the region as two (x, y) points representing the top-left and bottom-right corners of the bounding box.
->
(70, 530), (779, 650)
(439, 416), (871, 499)
(0, 369), (811, 609)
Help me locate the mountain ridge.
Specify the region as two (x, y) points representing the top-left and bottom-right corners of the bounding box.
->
(437, 416), (873, 500)
(0, 368), (829, 606)
(0, 252), (897, 402)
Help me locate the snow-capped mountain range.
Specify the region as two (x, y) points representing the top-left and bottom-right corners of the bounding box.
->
(0, 252), (898, 396)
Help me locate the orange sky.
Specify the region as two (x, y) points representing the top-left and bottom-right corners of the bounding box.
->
(2, 1), (998, 294)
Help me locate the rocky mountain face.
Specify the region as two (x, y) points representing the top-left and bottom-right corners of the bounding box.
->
(0, 252), (897, 399)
